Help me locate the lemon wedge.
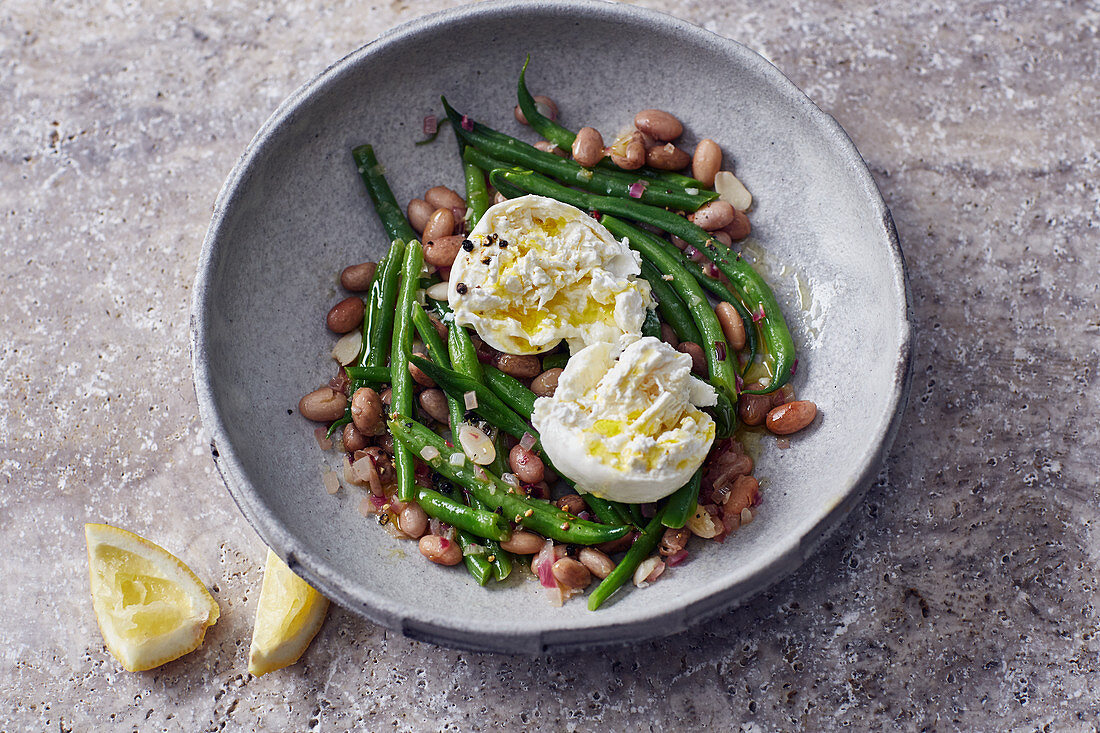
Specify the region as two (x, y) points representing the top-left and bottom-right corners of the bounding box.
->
(84, 523), (220, 672)
(248, 549), (329, 676)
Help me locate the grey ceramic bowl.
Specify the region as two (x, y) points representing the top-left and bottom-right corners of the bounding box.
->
(192, 0), (911, 653)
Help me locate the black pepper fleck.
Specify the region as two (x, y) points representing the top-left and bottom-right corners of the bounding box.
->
(456, 283), (468, 294)
(461, 239), (474, 251)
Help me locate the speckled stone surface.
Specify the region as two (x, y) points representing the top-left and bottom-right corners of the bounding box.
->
(2, 0), (1097, 730)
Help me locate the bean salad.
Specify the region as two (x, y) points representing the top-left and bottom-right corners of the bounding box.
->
(298, 58), (818, 609)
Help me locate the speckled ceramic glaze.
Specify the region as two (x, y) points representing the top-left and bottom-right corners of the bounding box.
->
(191, 0), (911, 653)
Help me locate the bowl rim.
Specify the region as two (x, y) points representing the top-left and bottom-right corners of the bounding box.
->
(190, 0), (913, 654)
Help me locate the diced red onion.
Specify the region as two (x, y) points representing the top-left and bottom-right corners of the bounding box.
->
(420, 445), (440, 462)
(314, 426), (333, 450)
(519, 432), (537, 451)
(790, 358), (799, 376)
(752, 303), (765, 323)
(683, 245), (698, 259)
(428, 518), (445, 537)
(628, 181), (646, 198)
(735, 373), (744, 392)
(423, 115), (437, 135)
(535, 540), (557, 588)
(460, 115), (473, 131)
(578, 511), (593, 522)
(715, 341), (727, 362)
(640, 503), (657, 519)
(464, 390), (478, 410)
(353, 453), (382, 492)
(439, 537), (451, 551)
(722, 512), (740, 535)
(704, 263), (720, 278)
(589, 209), (601, 220)
(777, 437), (791, 450)
(667, 549), (689, 567)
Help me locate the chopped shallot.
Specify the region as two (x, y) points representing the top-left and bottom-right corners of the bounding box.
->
(423, 115), (437, 135)
(464, 390), (478, 410)
(628, 180), (646, 198)
(314, 426), (333, 450)
(519, 432), (537, 451)
(535, 540), (557, 588)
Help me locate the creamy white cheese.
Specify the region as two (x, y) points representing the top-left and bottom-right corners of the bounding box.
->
(531, 337), (717, 503)
(447, 195), (651, 355)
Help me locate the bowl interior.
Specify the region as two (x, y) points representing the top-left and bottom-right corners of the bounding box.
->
(193, 0), (910, 653)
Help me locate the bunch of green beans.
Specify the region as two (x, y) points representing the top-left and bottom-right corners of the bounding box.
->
(410, 303), (513, 582)
(442, 97), (717, 211)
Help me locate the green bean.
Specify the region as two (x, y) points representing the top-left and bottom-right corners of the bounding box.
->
(411, 302), (464, 430)
(517, 57), (706, 190)
(482, 366), (537, 418)
(412, 486), (511, 542)
(674, 256), (759, 374)
(487, 541), (513, 582)
(581, 497), (626, 526)
(456, 531), (493, 586)
(516, 56), (575, 150)
(541, 353), (569, 370)
(351, 145), (418, 244)
(342, 365), (391, 384)
(442, 99), (716, 211)
(625, 502), (646, 526)
(462, 145), (513, 176)
(409, 355), (533, 443)
(464, 159), (491, 229)
(638, 258), (703, 345)
(390, 417), (631, 545)
(588, 508), (667, 611)
(391, 241), (423, 502)
(661, 470), (701, 530)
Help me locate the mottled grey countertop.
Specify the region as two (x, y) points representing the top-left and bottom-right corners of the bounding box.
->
(3, 0), (1098, 730)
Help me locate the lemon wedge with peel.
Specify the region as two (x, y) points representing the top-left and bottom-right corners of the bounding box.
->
(248, 549), (329, 676)
(85, 523), (220, 672)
